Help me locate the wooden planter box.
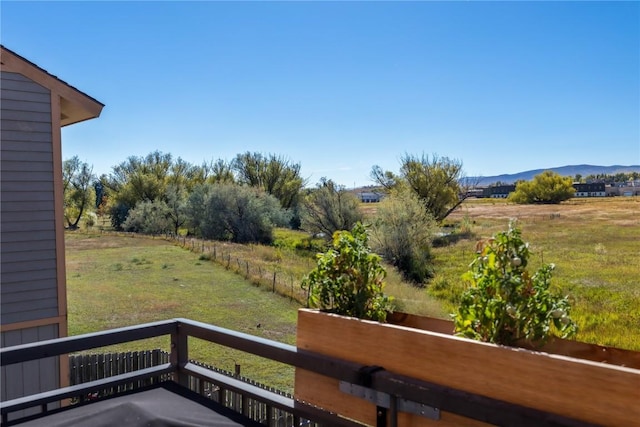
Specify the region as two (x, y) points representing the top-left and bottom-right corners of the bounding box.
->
(294, 309), (640, 426)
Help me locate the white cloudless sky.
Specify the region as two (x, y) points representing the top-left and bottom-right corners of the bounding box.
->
(2, 1), (638, 187)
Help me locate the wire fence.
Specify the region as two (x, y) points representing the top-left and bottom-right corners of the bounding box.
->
(93, 229), (312, 305)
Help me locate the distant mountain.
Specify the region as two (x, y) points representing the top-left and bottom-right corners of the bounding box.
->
(471, 165), (640, 186)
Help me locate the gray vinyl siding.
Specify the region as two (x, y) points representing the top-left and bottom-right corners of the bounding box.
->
(1, 71), (58, 325)
(1, 325), (60, 419)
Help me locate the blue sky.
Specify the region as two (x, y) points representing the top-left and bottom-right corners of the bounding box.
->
(2, 1), (638, 187)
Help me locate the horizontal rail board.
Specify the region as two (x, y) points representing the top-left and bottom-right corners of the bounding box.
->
(183, 363), (364, 427)
(179, 318), (366, 383)
(0, 364), (174, 415)
(0, 320), (176, 365)
(373, 371), (599, 427)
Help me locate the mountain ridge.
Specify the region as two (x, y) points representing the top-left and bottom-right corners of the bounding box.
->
(471, 164), (640, 186)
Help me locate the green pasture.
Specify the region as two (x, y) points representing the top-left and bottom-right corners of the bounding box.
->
(65, 233), (299, 391)
(66, 195), (640, 398)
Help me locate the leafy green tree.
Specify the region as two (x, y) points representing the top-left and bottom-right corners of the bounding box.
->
(302, 223), (394, 322)
(188, 183), (290, 244)
(63, 156), (95, 229)
(93, 180), (105, 209)
(371, 153), (465, 222)
(185, 184), (210, 236)
(369, 189), (437, 284)
(109, 202), (130, 231)
(301, 178), (363, 237)
(369, 165), (398, 190)
(122, 200), (172, 234)
(167, 157), (198, 192)
(453, 222), (578, 346)
(106, 151), (174, 229)
(190, 158), (235, 187)
(165, 184), (189, 235)
(509, 171), (575, 204)
(613, 172), (630, 183)
(205, 158), (236, 185)
(232, 152), (305, 210)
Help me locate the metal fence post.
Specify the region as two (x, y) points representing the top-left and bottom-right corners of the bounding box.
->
(170, 323), (189, 388)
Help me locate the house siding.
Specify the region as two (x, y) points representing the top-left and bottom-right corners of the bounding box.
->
(573, 183), (606, 198)
(0, 71), (59, 325)
(1, 47), (102, 417)
(1, 325), (60, 420)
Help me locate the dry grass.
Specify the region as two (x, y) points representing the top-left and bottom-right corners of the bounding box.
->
(172, 232), (448, 319)
(68, 194), (639, 380)
(431, 197), (640, 350)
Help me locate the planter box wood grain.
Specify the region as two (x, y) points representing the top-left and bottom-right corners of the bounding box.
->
(294, 309), (640, 426)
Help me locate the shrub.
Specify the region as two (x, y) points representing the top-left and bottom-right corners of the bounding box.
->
(109, 202), (131, 231)
(302, 223), (394, 322)
(187, 183), (291, 244)
(369, 189), (437, 284)
(453, 221), (578, 346)
(272, 228), (328, 256)
(509, 171), (575, 204)
(300, 178), (363, 238)
(123, 200), (172, 234)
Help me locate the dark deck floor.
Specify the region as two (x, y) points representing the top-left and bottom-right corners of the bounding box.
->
(10, 382), (264, 427)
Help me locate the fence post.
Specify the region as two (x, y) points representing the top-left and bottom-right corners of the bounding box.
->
(273, 272), (276, 293)
(170, 323), (189, 388)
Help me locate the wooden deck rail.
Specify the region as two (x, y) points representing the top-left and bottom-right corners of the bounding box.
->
(1, 318), (595, 427)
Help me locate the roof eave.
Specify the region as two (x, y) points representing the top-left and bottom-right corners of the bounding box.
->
(1, 45), (104, 125)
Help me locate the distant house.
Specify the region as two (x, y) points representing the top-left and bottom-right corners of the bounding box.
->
(358, 191), (383, 203)
(482, 185), (516, 199)
(606, 181), (640, 197)
(605, 185), (620, 197)
(465, 187), (486, 198)
(1, 46), (103, 417)
(573, 183), (605, 197)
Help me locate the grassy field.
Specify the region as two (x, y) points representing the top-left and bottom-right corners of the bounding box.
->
(429, 197), (640, 350)
(66, 195), (640, 399)
(65, 233), (300, 391)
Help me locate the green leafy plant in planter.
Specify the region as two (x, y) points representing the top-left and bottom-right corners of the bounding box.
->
(453, 221), (578, 346)
(302, 222), (394, 322)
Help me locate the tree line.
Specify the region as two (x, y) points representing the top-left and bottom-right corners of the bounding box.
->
(576, 171), (640, 184)
(65, 151), (619, 284)
(64, 151), (470, 284)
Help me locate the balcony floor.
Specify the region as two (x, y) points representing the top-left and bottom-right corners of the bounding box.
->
(9, 382), (263, 427)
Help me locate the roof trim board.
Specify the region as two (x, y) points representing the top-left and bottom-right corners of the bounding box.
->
(1, 45), (104, 126)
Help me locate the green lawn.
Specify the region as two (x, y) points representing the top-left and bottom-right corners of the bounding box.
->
(65, 232), (300, 391)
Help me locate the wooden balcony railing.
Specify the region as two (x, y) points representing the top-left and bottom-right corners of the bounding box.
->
(1, 318), (593, 427)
